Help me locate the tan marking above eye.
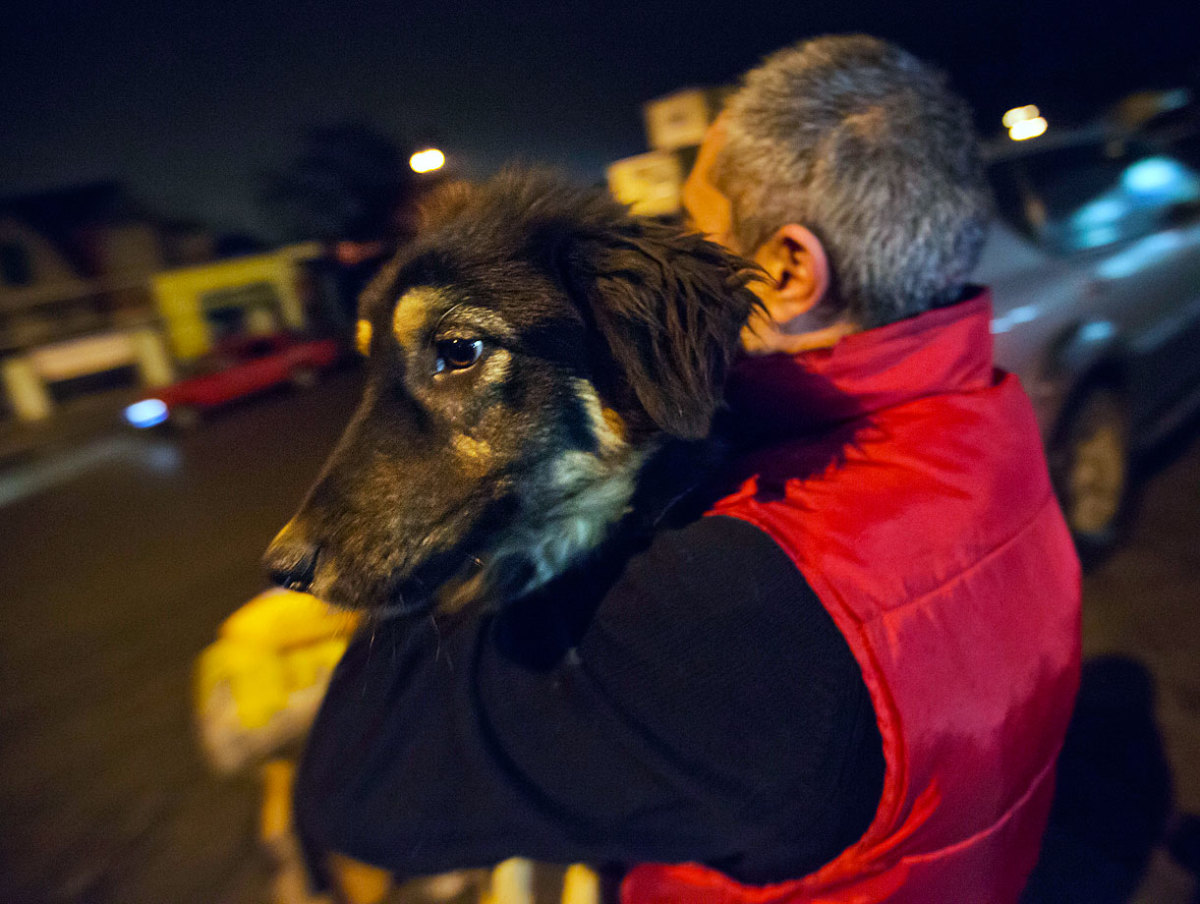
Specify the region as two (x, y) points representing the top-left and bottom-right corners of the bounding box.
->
(355, 319), (372, 356)
(439, 306), (519, 343)
(393, 287), (446, 346)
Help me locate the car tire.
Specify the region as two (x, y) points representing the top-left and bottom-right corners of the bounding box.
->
(290, 366), (319, 389)
(1049, 385), (1132, 564)
(171, 405), (201, 431)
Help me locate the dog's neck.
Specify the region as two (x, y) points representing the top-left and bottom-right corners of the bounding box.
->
(433, 434), (729, 620)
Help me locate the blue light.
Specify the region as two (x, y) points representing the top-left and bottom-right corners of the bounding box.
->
(1078, 321), (1116, 343)
(1071, 196), (1126, 229)
(991, 304), (1039, 334)
(1098, 231), (1181, 279)
(125, 399), (169, 428)
(1123, 157), (1183, 194)
(1077, 224), (1123, 249)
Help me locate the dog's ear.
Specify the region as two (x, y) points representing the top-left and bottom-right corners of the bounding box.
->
(564, 218), (760, 439)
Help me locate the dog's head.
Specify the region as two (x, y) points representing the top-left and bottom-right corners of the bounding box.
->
(265, 170), (757, 615)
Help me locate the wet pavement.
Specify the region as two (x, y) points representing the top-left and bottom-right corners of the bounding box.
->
(0, 373), (363, 904)
(0, 369), (1198, 904)
(1044, 421), (1200, 904)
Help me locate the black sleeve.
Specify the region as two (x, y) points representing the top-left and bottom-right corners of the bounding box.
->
(294, 515), (883, 886)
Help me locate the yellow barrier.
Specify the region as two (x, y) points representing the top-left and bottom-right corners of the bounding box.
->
(151, 247), (315, 360)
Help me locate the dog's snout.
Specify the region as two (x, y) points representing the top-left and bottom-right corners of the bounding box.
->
(265, 524), (321, 593)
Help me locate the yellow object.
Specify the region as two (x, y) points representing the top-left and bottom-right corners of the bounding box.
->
(1009, 116), (1048, 141)
(356, 318), (372, 356)
(197, 590), (605, 904)
(261, 759), (297, 848)
(482, 858), (534, 904)
(151, 245), (319, 360)
(0, 356), (54, 421)
(1002, 104), (1041, 129)
(195, 637), (292, 730)
(327, 853), (393, 904)
(562, 864), (601, 904)
(607, 150), (685, 217)
(409, 148), (446, 173)
(193, 588), (361, 773)
(220, 587), (360, 649)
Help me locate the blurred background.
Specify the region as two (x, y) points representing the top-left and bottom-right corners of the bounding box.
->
(2, 1), (1199, 902)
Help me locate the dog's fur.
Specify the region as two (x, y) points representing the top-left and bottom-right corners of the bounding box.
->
(266, 170), (758, 616)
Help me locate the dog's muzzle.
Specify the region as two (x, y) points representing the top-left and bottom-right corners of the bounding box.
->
(264, 522), (320, 594)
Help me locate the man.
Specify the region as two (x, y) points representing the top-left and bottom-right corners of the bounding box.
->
(295, 35), (1081, 902)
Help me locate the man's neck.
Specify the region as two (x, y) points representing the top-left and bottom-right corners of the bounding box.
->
(741, 319), (857, 356)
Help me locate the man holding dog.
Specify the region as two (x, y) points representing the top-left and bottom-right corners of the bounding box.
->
(295, 35), (1081, 903)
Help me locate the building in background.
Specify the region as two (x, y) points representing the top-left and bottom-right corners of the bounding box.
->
(607, 87), (728, 217)
(0, 182), (330, 422)
(150, 244), (322, 363)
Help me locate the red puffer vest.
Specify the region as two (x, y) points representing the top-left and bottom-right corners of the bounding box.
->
(623, 293), (1081, 903)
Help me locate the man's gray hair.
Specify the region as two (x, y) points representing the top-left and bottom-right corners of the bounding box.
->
(713, 35), (991, 328)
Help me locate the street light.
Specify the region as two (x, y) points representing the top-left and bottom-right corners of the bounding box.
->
(410, 148), (446, 174)
(1002, 105), (1040, 129)
(1009, 117), (1048, 141)
(1003, 105), (1048, 141)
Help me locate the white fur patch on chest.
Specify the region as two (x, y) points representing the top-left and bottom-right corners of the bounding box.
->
(502, 378), (646, 592)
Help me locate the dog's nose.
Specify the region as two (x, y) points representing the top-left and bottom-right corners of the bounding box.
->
(265, 524), (321, 593)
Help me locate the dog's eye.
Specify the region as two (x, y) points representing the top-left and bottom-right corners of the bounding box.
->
(434, 338), (484, 373)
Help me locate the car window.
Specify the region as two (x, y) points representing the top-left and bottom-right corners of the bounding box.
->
(990, 143), (1200, 254)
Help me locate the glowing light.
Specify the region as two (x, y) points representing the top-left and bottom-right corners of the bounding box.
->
(124, 399), (168, 428)
(1078, 322), (1116, 343)
(1072, 196), (1127, 229)
(1077, 224), (1122, 248)
(1098, 232), (1182, 279)
(990, 304), (1039, 334)
(1122, 156), (1196, 196)
(1008, 117), (1048, 141)
(409, 148), (446, 173)
(1002, 105), (1040, 129)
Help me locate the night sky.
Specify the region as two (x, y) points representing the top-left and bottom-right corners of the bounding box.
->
(3, 0), (1197, 238)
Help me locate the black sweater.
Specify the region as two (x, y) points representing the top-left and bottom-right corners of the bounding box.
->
(295, 514), (884, 886)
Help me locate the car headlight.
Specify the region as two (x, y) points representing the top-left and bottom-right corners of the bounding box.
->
(125, 399), (169, 428)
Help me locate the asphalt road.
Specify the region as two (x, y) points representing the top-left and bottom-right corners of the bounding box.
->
(0, 372), (363, 904)
(1, 369), (1198, 904)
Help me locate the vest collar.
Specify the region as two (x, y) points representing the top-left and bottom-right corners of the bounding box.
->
(725, 290), (995, 438)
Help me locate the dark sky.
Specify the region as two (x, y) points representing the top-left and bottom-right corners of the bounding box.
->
(2, 0), (1197, 237)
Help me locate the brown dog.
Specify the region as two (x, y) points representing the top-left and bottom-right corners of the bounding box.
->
(265, 170), (757, 618)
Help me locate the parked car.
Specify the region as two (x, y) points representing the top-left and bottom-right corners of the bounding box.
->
(124, 333), (342, 429)
(977, 128), (1200, 555)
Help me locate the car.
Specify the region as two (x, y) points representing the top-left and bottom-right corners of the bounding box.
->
(124, 332), (342, 429)
(976, 125), (1200, 556)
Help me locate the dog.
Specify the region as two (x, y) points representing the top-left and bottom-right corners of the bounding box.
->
(264, 170), (758, 617)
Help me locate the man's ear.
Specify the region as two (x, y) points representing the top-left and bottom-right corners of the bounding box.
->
(565, 219), (760, 440)
(753, 223), (831, 325)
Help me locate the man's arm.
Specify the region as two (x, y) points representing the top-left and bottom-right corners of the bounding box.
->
(294, 515), (883, 885)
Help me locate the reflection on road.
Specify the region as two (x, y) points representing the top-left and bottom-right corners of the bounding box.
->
(0, 436), (184, 509)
